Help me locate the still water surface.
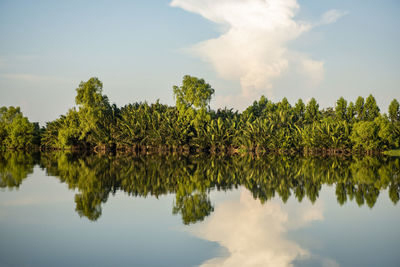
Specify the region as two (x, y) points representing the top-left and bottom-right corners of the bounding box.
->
(0, 152), (399, 267)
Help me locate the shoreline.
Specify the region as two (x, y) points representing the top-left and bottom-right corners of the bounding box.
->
(2, 145), (391, 157)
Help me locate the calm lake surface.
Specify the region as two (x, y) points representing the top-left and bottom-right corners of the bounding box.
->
(0, 152), (399, 267)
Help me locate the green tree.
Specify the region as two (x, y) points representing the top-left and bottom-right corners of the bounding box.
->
(26, 76), (395, 153)
(0, 106), (35, 149)
(58, 109), (86, 148)
(347, 101), (355, 122)
(41, 116), (66, 148)
(376, 115), (399, 149)
(350, 120), (380, 151)
(335, 97), (348, 121)
(243, 95), (269, 118)
(173, 75), (214, 113)
(294, 99), (305, 123)
(355, 96), (365, 121)
(364, 94), (380, 121)
(304, 98), (320, 123)
(75, 77), (117, 149)
(278, 97), (291, 111)
(173, 75), (215, 146)
(388, 99), (399, 122)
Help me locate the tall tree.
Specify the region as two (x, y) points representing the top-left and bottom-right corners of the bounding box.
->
(58, 108), (85, 148)
(0, 106), (35, 149)
(364, 94), (380, 121)
(173, 75), (214, 112)
(347, 101), (355, 122)
(304, 98), (320, 123)
(75, 77), (116, 148)
(294, 99), (305, 123)
(278, 97), (291, 111)
(335, 97), (348, 121)
(355, 96), (365, 121)
(243, 95), (269, 118)
(388, 99), (399, 122)
(173, 75), (214, 130)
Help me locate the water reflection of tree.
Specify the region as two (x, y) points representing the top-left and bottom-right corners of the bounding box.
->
(1, 152), (399, 222)
(0, 151), (39, 189)
(173, 192), (214, 225)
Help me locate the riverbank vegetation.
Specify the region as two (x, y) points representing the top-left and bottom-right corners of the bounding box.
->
(1, 76), (399, 154)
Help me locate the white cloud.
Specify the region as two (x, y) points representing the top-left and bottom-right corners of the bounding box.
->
(321, 258), (340, 267)
(320, 9), (348, 25)
(190, 189), (324, 267)
(171, 0), (346, 108)
(293, 52), (325, 86)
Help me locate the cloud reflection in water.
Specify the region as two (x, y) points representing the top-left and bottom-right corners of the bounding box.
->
(191, 189), (327, 267)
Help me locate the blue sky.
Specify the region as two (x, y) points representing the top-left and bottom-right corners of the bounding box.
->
(0, 0), (399, 124)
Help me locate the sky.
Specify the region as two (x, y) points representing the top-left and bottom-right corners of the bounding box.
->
(0, 0), (399, 125)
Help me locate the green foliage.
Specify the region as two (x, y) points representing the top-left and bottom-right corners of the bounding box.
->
(294, 99), (305, 123)
(351, 120), (380, 151)
(243, 95), (269, 118)
(38, 77), (120, 150)
(301, 119), (351, 150)
(173, 75), (214, 110)
(364, 94), (380, 121)
(350, 115), (399, 151)
(355, 96), (365, 121)
(0, 106), (36, 149)
(194, 113), (240, 150)
(172, 75), (215, 146)
(335, 97), (348, 121)
(117, 101), (193, 148)
(75, 77), (117, 147)
(388, 99), (399, 123)
(376, 115), (399, 149)
(2, 76), (397, 153)
(304, 98), (321, 124)
(41, 116), (66, 148)
(57, 109), (85, 148)
(347, 102), (355, 122)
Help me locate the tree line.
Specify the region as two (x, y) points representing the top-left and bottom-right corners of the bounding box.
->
(1, 152), (399, 222)
(1, 76), (399, 153)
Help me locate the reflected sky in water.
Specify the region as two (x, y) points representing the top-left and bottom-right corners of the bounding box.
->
(193, 188), (400, 267)
(0, 153), (399, 266)
(191, 190), (323, 266)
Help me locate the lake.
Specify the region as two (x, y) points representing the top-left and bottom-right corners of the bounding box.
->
(0, 152), (399, 267)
